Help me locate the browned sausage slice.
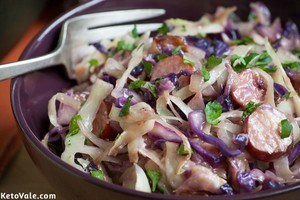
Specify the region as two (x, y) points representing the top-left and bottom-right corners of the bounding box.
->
(230, 69), (266, 107)
(150, 55), (193, 81)
(149, 35), (187, 54)
(244, 104), (292, 161)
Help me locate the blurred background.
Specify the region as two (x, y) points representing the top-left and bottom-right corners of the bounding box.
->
(0, 0), (89, 58)
(0, 0), (89, 195)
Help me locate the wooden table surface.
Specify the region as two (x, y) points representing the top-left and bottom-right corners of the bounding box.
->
(0, 5), (59, 197)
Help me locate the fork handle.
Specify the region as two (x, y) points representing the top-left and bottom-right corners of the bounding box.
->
(0, 50), (62, 81)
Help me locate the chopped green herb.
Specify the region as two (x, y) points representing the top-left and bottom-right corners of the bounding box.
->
(183, 55), (195, 66)
(88, 58), (99, 67)
(196, 32), (206, 38)
(293, 48), (300, 57)
(231, 52), (274, 73)
(284, 91), (291, 100)
(158, 23), (170, 35)
(171, 46), (183, 55)
(201, 66), (210, 82)
(148, 84), (158, 98)
(204, 101), (222, 125)
(282, 62), (300, 71)
(146, 169), (161, 192)
(207, 54), (222, 69)
(157, 183), (168, 194)
(67, 115), (82, 137)
(244, 52), (259, 64)
(119, 95), (133, 117)
(231, 36), (255, 45)
(280, 119), (292, 139)
(181, 25), (186, 32)
(131, 24), (139, 39)
(257, 65), (277, 73)
(90, 170), (104, 180)
(248, 13), (257, 21)
(117, 40), (136, 52)
(231, 54), (247, 72)
(129, 79), (146, 90)
(143, 61), (153, 77)
(251, 52), (275, 72)
(242, 101), (261, 121)
(107, 52), (113, 57)
(157, 53), (168, 61)
(115, 133), (121, 140)
(177, 143), (194, 155)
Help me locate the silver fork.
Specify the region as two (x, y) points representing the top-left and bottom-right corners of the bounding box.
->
(0, 9), (165, 81)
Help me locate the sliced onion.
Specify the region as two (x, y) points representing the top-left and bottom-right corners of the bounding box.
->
(190, 141), (225, 168)
(148, 122), (182, 143)
(188, 110), (241, 157)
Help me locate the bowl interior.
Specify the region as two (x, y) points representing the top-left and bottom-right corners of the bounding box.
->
(11, 0), (300, 199)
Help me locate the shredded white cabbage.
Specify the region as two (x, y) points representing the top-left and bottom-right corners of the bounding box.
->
(48, 93), (81, 127)
(61, 79), (113, 169)
(43, 4), (300, 195)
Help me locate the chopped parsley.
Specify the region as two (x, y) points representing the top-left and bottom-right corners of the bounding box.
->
(67, 115), (82, 137)
(231, 36), (255, 45)
(119, 95), (133, 117)
(280, 119), (292, 139)
(284, 91), (291, 100)
(115, 133), (121, 140)
(116, 40), (136, 52)
(157, 23), (170, 35)
(254, 52), (274, 72)
(88, 58), (99, 68)
(157, 183), (168, 194)
(157, 53), (168, 61)
(196, 32), (206, 38)
(242, 101), (261, 121)
(90, 169), (104, 180)
(231, 54), (247, 72)
(129, 79), (146, 90)
(204, 101), (222, 125)
(282, 62), (300, 71)
(146, 169), (161, 192)
(248, 13), (257, 21)
(201, 66), (210, 82)
(231, 52), (274, 73)
(143, 61), (153, 77)
(183, 55), (195, 66)
(129, 79), (157, 98)
(177, 143), (193, 155)
(293, 48), (300, 57)
(207, 54), (222, 69)
(131, 24), (139, 39)
(107, 51), (113, 57)
(148, 84), (158, 98)
(171, 46), (183, 55)
(181, 25), (186, 32)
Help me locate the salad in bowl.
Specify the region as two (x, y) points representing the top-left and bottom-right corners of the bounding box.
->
(42, 2), (300, 196)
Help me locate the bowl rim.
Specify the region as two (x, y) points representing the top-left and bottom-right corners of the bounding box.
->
(11, 0), (300, 199)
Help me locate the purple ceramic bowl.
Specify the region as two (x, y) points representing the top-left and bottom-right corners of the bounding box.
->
(11, 0), (300, 199)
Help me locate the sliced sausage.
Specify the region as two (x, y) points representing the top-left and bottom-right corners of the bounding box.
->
(92, 102), (119, 140)
(150, 55), (194, 81)
(286, 70), (300, 94)
(244, 104), (292, 161)
(230, 68), (266, 107)
(149, 35), (187, 54)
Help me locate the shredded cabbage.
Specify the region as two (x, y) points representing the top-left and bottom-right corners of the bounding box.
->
(42, 3), (300, 196)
